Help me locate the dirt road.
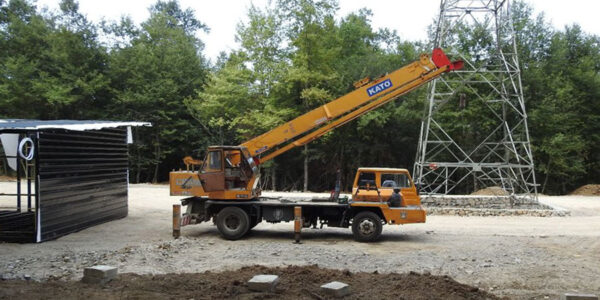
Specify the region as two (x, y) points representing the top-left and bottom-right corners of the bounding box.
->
(1, 184), (599, 299)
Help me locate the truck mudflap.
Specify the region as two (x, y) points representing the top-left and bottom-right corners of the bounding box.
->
(181, 214), (192, 226)
(180, 197), (208, 226)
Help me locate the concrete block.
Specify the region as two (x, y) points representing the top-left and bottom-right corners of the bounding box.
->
(82, 276), (112, 284)
(82, 265), (117, 284)
(248, 274), (279, 292)
(561, 294), (598, 300)
(320, 281), (350, 298)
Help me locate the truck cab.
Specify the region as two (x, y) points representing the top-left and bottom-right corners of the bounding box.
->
(352, 168), (420, 204)
(350, 167), (426, 228)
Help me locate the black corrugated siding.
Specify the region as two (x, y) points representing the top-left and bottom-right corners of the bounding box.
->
(37, 128), (128, 241)
(0, 211), (35, 242)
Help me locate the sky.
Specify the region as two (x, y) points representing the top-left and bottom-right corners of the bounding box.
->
(35, 0), (600, 62)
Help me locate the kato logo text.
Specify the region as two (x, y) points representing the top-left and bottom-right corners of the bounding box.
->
(367, 79), (393, 97)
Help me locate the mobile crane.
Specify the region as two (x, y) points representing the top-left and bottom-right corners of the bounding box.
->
(170, 48), (462, 242)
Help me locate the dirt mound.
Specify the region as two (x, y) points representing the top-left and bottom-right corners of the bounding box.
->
(471, 186), (509, 196)
(570, 184), (600, 196)
(0, 265), (498, 299)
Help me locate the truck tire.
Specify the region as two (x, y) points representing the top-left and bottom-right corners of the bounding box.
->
(216, 206), (250, 240)
(351, 211), (383, 242)
(244, 217), (260, 236)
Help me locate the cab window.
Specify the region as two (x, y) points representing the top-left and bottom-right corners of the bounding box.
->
(357, 172), (376, 189)
(380, 173), (411, 188)
(202, 150), (222, 173)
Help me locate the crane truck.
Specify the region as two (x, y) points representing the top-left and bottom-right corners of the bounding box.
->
(170, 48), (462, 242)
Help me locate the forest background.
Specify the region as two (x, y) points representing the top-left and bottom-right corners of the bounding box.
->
(1, 0), (598, 194)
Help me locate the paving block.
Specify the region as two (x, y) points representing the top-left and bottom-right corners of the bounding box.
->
(561, 294), (598, 300)
(82, 265), (117, 284)
(248, 274), (279, 292)
(320, 281), (350, 298)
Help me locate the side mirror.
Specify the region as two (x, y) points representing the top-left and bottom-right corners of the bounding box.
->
(415, 183), (421, 195)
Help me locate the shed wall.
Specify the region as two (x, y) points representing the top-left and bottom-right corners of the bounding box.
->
(37, 128), (128, 242)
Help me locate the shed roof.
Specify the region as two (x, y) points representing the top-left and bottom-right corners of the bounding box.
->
(0, 119), (151, 131)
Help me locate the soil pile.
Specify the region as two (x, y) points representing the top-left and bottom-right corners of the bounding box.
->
(471, 186), (509, 196)
(570, 184), (600, 196)
(0, 265), (499, 299)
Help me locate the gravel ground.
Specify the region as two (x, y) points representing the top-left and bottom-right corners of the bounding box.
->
(0, 183), (599, 299)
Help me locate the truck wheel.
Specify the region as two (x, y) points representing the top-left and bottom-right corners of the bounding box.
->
(216, 207), (250, 240)
(351, 211), (383, 242)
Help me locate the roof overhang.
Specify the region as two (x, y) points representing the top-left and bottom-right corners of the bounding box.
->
(0, 119), (152, 132)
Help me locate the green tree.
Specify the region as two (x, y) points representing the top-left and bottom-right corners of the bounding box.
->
(235, 4), (287, 96)
(107, 0), (209, 182)
(0, 0), (109, 119)
(187, 4), (294, 190)
(275, 0), (340, 191)
(2, 0), (597, 193)
(528, 25), (600, 193)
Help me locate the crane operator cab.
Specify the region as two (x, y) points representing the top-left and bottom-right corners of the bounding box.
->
(170, 146), (261, 200)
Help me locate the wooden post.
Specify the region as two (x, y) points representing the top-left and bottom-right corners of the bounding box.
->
(294, 206), (302, 243)
(173, 204), (181, 239)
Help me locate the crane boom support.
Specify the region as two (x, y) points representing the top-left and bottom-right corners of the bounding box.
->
(241, 48), (461, 162)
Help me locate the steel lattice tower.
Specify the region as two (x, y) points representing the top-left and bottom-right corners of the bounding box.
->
(414, 0), (537, 199)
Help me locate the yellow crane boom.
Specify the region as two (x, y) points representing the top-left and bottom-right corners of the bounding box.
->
(241, 48), (462, 163)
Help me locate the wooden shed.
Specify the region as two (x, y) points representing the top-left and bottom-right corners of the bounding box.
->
(0, 120), (150, 242)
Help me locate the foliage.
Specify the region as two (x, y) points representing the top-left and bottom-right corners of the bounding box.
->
(526, 25), (600, 194)
(106, 0), (209, 182)
(0, 0), (109, 119)
(0, 0), (598, 194)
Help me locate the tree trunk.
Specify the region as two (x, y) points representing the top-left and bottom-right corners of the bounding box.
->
(135, 144), (141, 183)
(541, 160), (551, 194)
(152, 134), (160, 184)
(339, 145), (344, 192)
(136, 160), (141, 184)
(271, 164), (277, 191)
(303, 144), (308, 192)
